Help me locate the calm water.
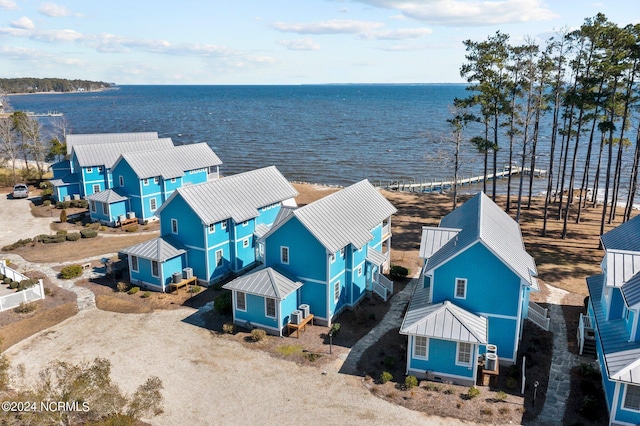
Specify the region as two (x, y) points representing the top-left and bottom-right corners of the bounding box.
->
(6, 85), (636, 196)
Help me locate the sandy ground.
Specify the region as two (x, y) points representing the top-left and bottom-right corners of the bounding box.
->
(5, 308), (472, 426)
(0, 190), (55, 247)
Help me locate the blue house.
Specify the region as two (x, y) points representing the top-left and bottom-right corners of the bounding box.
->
(87, 189), (129, 226)
(121, 166), (298, 290)
(258, 179), (397, 326)
(401, 192), (539, 384)
(582, 215), (640, 426)
(110, 143), (222, 223)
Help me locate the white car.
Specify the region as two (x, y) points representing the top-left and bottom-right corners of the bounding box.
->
(12, 184), (29, 199)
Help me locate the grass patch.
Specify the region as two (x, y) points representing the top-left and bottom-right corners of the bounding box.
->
(276, 344), (303, 356)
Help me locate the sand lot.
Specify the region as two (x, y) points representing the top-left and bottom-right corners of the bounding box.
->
(5, 308), (468, 426)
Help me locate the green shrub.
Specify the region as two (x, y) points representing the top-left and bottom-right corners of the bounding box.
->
(141, 291), (151, 298)
(38, 234), (66, 244)
(128, 286), (140, 295)
(60, 264), (83, 279)
(222, 323), (235, 334)
(214, 292), (232, 315)
(495, 391), (508, 402)
(80, 229), (98, 238)
(13, 302), (37, 314)
(189, 285), (202, 293)
(467, 386), (480, 399)
(404, 375), (418, 389)
(329, 322), (341, 337)
(578, 363), (600, 380)
(9, 281), (19, 289)
(250, 328), (267, 342)
(2, 238), (33, 251)
(43, 199), (51, 206)
(56, 230), (67, 235)
(125, 225), (139, 233)
(379, 371), (393, 384)
(444, 388), (455, 395)
(59, 209), (67, 223)
(66, 232), (81, 241)
(0, 274), (4, 280)
(580, 395), (600, 417)
(424, 382), (441, 392)
(18, 279), (36, 291)
(389, 265), (409, 280)
(2, 278), (11, 285)
(303, 352), (322, 362)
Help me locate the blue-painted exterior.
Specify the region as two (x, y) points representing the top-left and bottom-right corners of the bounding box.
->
(128, 253), (186, 292)
(89, 199), (127, 224)
(406, 336), (477, 384)
(232, 290), (298, 336)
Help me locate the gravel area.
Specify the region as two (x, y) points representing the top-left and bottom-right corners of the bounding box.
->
(0, 190), (55, 248)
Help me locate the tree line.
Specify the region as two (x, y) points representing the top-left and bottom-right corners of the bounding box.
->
(0, 78), (112, 94)
(448, 13), (640, 241)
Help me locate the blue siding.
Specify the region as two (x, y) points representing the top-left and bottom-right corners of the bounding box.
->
(112, 162), (142, 218)
(408, 337), (475, 381)
(610, 288), (625, 320)
(183, 169), (208, 186)
(140, 177), (162, 221)
(82, 166), (107, 196)
(161, 255), (187, 288)
(130, 257), (162, 287)
(368, 224), (383, 250)
(281, 292), (299, 327)
(90, 200), (127, 223)
(300, 281), (326, 321)
(51, 160), (72, 179)
(256, 203), (281, 226)
(233, 291), (298, 335)
(614, 383), (640, 425)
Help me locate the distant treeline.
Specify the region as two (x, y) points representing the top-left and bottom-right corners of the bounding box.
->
(0, 78), (114, 94)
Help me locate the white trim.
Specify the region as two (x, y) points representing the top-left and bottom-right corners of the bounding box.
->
(221, 220), (227, 229)
(455, 277), (467, 299)
(622, 383), (640, 412)
(143, 178), (149, 186)
(153, 177), (159, 184)
(171, 218), (178, 234)
(209, 223), (215, 233)
(236, 291), (246, 312)
(413, 335), (429, 360)
(456, 342), (472, 367)
(281, 246), (289, 264)
(130, 255), (139, 272)
(476, 312), (519, 321)
(149, 198), (157, 211)
(215, 249), (224, 266)
(86, 167), (93, 173)
(242, 238), (249, 249)
(297, 276), (327, 285)
(334, 280), (341, 303)
(406, 368), (475, 385)
(92, 184), (101, 193)
(206, 240), (229, 251)
(151, 260), (159, 278)
(330, 253), (336, 263)
(265, 297), (276, 319)
(118, 175), (124, 186)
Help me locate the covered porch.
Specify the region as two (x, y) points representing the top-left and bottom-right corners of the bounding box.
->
(366, 249), (393, 301)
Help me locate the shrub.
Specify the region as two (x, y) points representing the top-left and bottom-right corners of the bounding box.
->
(467, 386), (480, 399)
(43, 199), (51, 206)
(44, 287), (55, 297)
(2, 238), (34, 251)
(424, 382), (441, 392)
(495, 391), (508, 402)
(18, 279), (36, 291)
(404, 375), (418, 390)
(250, 328), (267, 342)
(379, 371), (393, 384)
(2, 278), (11, 285)
(303, 352), (322, 362)
(578, 363), (599, 380)
(9, 281), (19, 289)
(116, 282), (129, 292)
(480, 408), (493, 416)
(65, 232), (81, 241)
(80, 229), (98, 238)
(59, 209), (67, 223)
(13, 302), (37, 314)
(389, 265), (409, 280)
(38, 234), (66, 244)
(125, 225), (139, 233)
(56, 230), (68, 235)
(60, 264), (83, 279)
(214, 292), (232, 315)
(128, 286), (140, 295)
(222, 323), (234, 334)
(141, 291), (151, 298)
(329, 323), (341, 337)
(444, 388), (455, 395)
(0, 274), (3, 281)
(189, 285), (202, 293)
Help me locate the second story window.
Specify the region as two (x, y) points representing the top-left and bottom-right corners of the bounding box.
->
(281, 246), (289, 264)
(171, 219), (178, 234)
(119, 176), (124, 187)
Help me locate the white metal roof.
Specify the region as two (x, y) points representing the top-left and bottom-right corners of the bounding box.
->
(86, 188), (128, 204)
(66, 132), (159, 154)
(157, 166), (298, 225)
(121, 236), (186, 262)
(264, 179), (396, 253)
(604, 251), (640, 288)
(365, 249), (387, 267)
(622, 272), (640, 307)
(400, 287), (488, 344)
(113, 143), (222, 179)
(419, 226), (461, 259)
(222, 267), (302, 300)
(73, 138), (174, 168)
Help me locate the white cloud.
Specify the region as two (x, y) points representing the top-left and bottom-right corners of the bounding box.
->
(271, 19), (384, 35)
(364, 27), (432, 40)
(0, 45), (50, 60)
(350, 0), (557, 26)
(0, 0), (17, 10)
(11, 17), (35, 30)
(38, 2), (81, 17)
(278, 38), (321, 51)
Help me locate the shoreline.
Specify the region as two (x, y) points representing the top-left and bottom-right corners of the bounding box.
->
(5, 86), (115, 97)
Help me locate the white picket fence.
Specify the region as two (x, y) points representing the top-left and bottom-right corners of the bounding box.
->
(0, 260), (45, 312)
(528, 301), (550, 331)
(372, 273), (394, 301)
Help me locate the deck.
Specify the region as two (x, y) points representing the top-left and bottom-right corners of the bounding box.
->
(169, 276), (197, 293)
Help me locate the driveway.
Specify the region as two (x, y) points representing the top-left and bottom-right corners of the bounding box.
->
(0, 190), (56, 248)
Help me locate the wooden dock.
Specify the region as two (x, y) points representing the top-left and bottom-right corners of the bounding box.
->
(380, 166), (546, 193)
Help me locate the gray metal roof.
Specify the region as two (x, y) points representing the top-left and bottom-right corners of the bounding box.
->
(419, 226), (461, 259)
(113, 143), (222, 180)
(73, 138), (174, 168)
(120, 236), (186, 262)
(425, 192), (537, 288)
(50, 172), (80, 187)
(366, 249), (387, 267)
(254, 223), (271, 239)
(622, 272), (640, 307)
(588, 275), (640, 384)
(400, 287), (488, 344)
(265, 180), (396, 253)
(86, 188), (128, 203)
(66, 132), (159, 154)
(605, 251), (640, 288)
(601, 214), (640, 252)
(222, 267), (302, 300)
(157, 166), (298, 225)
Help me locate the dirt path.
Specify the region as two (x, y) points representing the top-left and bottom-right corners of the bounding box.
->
(5, 308), (472, 426)
(0, 191), (55, 248)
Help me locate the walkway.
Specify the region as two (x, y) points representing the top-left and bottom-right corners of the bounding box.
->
(340, 277), (417, 375)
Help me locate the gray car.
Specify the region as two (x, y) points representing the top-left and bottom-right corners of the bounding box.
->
(12, 184), (29, 199)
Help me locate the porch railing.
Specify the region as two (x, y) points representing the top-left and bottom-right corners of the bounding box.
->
(528, 301), (550, 331)
(372, 273), (394, 301)
(578, 313), (595, 355)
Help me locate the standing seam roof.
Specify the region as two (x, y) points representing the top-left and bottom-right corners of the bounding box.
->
(222, 267), (302, 300)
(73, 138), (174, 168)
(66, 132), (159, 154)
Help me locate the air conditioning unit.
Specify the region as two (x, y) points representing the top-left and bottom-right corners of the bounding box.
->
(127, 212), (136, 219)
(485, 353), (498, 371)
(298, 304), (310, 318)
(73, 194), (80, 201)
(63, 195), (71, 202)
(291, 310), (302, 325)
(486, 344), (497, 355)
(182, 267), (193, 279)
(118, 215), (126, 223)
(172, 272), (182, 284)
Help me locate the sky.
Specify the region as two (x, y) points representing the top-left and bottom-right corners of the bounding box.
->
(0, 0), (638, 85)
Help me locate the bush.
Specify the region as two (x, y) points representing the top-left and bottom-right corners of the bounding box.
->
(250, 328), (267, 342)
(389, 265), (409, 280)
(60, 264), (83, 279)
(2, 238), (33, 251)
(404, 375), (418, 389)
(43, 199), (51, 206)
(141, 291), (151, 298)
(329, 322), (341, 337)
(189, 285), (202, 293)
(59, 209), (67, 223)
(379, 371), (393, 384)
(13, 302), (37, 314)
(214, 292), (232, 315)
(495, 391), (508, 402)
(116, 282), (128, 292)
(128, 286), (140, 295)
(80, 229), (98, 238)
(222, 323), (234, 334)
(467, 386), (480, 399)
(578, 363), (599, 380)
(18, 279), (36, 291)
(2, 278), (11, 285)
(38, 234), (66, 244)
(66, 232), (81, 241)
(9, 281), (19, 289)
(56, 230), (67, 235)
(580, 395), (600, 417)
(125, 225), (139, 233)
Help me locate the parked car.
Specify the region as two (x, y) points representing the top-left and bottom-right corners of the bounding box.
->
(12, 184), (29, 199)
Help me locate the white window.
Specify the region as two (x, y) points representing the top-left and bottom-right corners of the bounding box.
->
(209, 223), (215, 233)
(119, 176), (124, 187)
(236, 291), (246, 311)
(90, 200), (96, 213)
(92, 184), (100, 193)
(143, 178), (149, 186)
(171, 218), (178, 234)
(456, 342), (472, 366)
(330, 253), (336, 263)
(131, 255), (139, 272)
(281, 246), (289, 264)
(221, 220), (227, 229)
(455, 278), (467, 299)
(358, 266), (363, 277)
(98, 166), (103, 173)
(87, 167), (93, 173)
(153, 177), (159, 184)
(102, 202), (108, 216)
(242, 220), (248, 227)
(215, 249), (223, 266)
(340, 248), (345, 258)
(171, 177), (176, 183)
(624, 385), (640, 411)
(151, 261), (159, 277)
(414, 336), (428, 359)
(150, 198), (157, 211)
(334, 280), (341, 303)
(265, 298), (276, 318)
(243, 238), (249, 248)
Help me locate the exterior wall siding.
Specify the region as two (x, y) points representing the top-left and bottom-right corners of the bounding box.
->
(407, 336), (475, 383)
(130, 257), (162, 288)
(162, 255), (187, 289)
(112, 162), (141, 218)
(610, 288), (625, 321)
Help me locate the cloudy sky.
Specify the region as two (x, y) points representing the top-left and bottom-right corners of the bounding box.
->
(0, 0), (636, 85)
